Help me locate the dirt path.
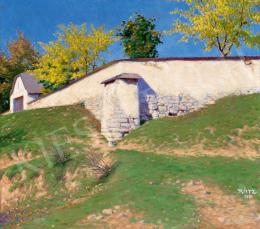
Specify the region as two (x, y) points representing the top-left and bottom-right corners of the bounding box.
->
(78, 205), (163, 229)
(88, 129), (113, 153)
(182, 180), (260, 229)
(118, 141), (260, 159)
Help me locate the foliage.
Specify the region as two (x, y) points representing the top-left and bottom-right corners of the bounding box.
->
(34, 23), (115, 90)
(52, 148), (72, 166)
(87, 151), (115, 179)
(0, 33), (39, 112)
(117, 14), (162, 58)
(8, 32), (39, 72)
(170, 0), (260, 56)
(0, 55), (11, 112)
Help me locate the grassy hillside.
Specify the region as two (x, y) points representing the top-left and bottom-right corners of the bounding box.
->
(0, 95), (259, 229)
(20, 150), (260, 229)
(0, 105), (97, 156)
(124, 94), (260, 153)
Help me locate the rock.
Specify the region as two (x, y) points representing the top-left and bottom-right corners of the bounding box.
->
(95, 214), (103, 220)
(114, 205), (120, 210)
(87, 214), (96, 220)
(217, 216), (226, 223)
(108, 141), (116, 147)
(102, 208), (113, 215)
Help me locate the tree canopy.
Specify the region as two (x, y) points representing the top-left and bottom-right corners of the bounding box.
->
(117, 14), (162, 58)
(34, 23), (115, 90)
(0, 33), (39, 112)
(170, 0), (260, 56)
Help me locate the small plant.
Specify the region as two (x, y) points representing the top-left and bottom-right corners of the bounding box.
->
(51, 148), (72, 166)
(86, 152), (115, 179)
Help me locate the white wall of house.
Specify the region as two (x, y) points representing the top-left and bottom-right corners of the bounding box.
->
(10, 77), (41, 112)
(10, 78), (27, 112)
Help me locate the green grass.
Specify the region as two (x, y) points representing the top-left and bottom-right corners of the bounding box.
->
(125, 94), (260, 149)
(0, 105), (95, 156)
(20, 150), (260, 229)
(1, 95), (259, 228)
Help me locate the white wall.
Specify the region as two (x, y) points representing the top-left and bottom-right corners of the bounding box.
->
(120, 59), (260, 100)
(28, 62), (123, 110)
(27, 58), (260, 115)
(10, 77), (28, 112)
(10, 78), (40, 112)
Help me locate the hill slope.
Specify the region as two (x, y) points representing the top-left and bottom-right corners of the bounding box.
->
(0, 95), (259, 229)
(122, 94), (260, 157)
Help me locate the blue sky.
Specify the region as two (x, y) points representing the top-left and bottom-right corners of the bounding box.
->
(0, 0), (259, 60)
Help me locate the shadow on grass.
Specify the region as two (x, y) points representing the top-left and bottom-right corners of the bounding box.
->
(0, 129), (26, 148)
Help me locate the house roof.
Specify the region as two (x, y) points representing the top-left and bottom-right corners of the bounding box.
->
(11, 73), (43, 95)
(28, 56), (260, 104)
(101, 73), (141, 85)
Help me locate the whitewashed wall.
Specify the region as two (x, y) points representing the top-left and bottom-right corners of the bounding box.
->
(29, 59), (260, 110)
(10, 78), (37, 112)
(28, 62), (124, 119)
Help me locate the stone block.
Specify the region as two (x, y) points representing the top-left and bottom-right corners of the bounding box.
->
(158, 106), (167, 111)
(159, 113), (166, 118)
(178, 104), (187, 111)
(118, 118), (128, 123)
(109, 128), (121, 132)
(120, 128), (129, 133)
(111, 133), (123, 139)
(121, 123), (130, 128)
(134, 119), (140, 126)
(108, 122), (121, 128)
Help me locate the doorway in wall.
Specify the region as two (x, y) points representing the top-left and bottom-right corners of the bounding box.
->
(14, 96), (24, 112)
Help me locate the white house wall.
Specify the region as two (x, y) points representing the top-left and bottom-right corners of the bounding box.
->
(10, 77), (28, 112)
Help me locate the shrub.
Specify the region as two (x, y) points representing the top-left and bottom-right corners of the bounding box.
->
(86, 152), (115, 179)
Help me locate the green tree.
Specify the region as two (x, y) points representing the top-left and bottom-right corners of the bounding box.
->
(0, 55), (11, 112)
(0, 33), (39, 112)
(170, 0), (260, 56)
(34, 23), (115, 90)
(117, 14), (162, 58)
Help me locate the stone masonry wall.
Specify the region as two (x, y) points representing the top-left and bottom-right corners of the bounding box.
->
(101, 79), (140, 143)
(140, 87), (260, 120)
(101, 100), (140, 143)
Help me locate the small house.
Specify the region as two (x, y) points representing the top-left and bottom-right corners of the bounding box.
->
(10, 73), (43, 113)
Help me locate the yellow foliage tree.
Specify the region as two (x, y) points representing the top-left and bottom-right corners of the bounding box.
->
(34, 23), (115, 90)
(170, 0), (260, 56)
